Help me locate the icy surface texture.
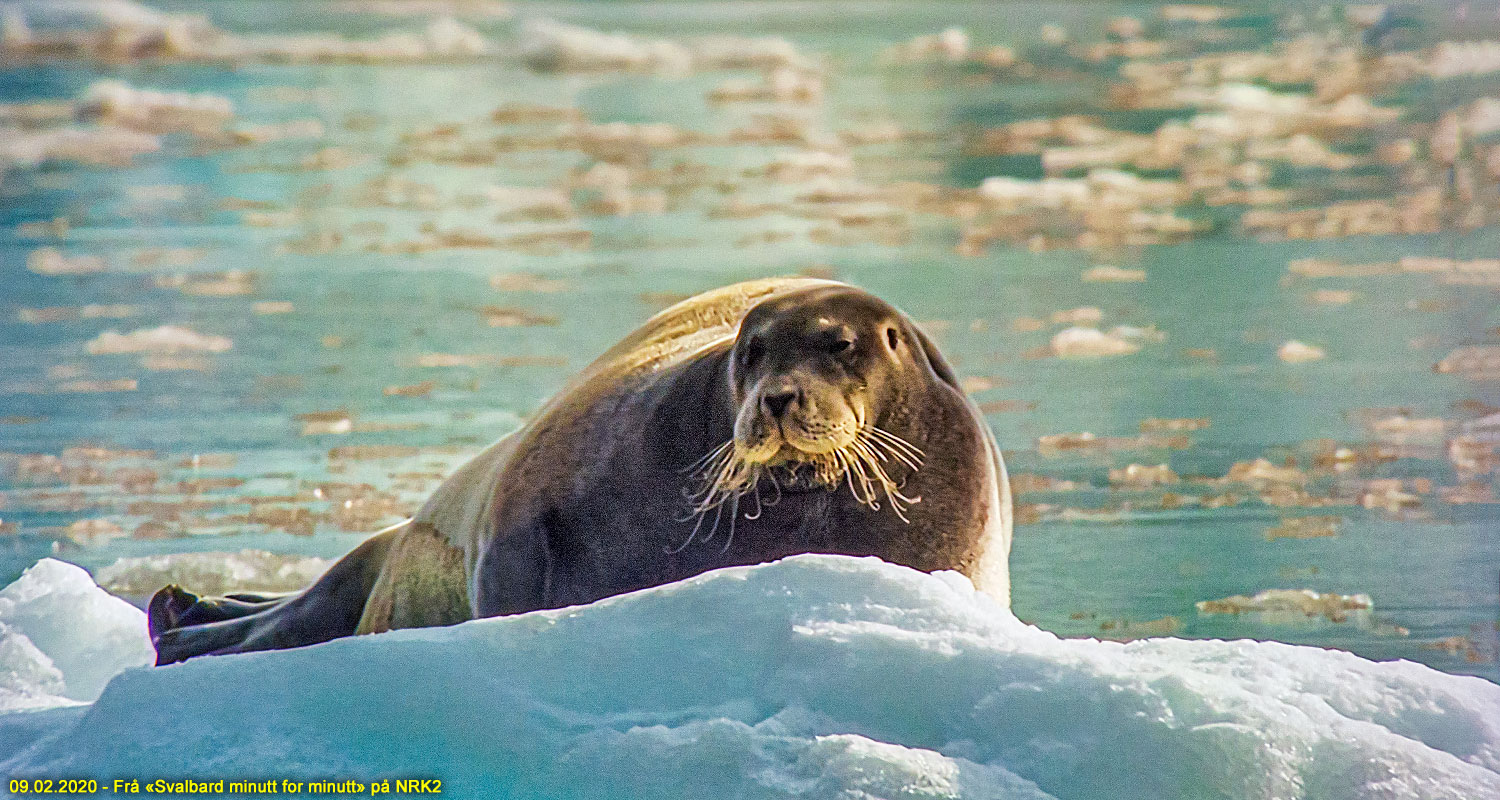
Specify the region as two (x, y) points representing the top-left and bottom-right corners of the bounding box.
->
(1, 554), (1497, 799)
(0, 559), (153, 710)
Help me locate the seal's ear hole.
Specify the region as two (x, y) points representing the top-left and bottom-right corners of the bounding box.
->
(885, 327), (900, 351)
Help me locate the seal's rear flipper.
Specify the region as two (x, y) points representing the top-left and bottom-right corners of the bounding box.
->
(148, 525), (402, 665)
(225, 591), (292, 603)
(147, 584), (197, 640)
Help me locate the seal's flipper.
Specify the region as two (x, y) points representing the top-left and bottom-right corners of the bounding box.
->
(224, 591), (294, 603)
(150, 525), (399, 664)
(153, 613), (271, 665)
(147, 584), (198, 640)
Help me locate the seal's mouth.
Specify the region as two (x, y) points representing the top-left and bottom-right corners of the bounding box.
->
(675, 424), (928, 555)
(766, 458), (834, 493)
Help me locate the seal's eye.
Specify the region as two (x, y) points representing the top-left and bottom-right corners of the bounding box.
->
(885, 327), (899, 351)
(827, 337), (854, 355)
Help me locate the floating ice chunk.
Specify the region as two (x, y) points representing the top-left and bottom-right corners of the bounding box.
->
(1214, 83), (1310, 115)
(1265, 515), (1341, 540)
(1225, 457), (1305, 486)
(1109, 324), (1164, 342)
(1324, 93), (1399, 127)
(519, 18), (807, 74)
(1361, 478), (1422, 511)
(94, 550), (330, 597)
(881, 27), (970, 63)
(1464, 97), (1500, 137)
(480, 185), (572, 217)
(1309, 288), (1356, 304)
(78, 80), (233, 133)
(1139, 417), (1210, 433)
(10, 4), (493, 64)
(16, 304), (138, 324)
(1049, 306), (1103, 325)
(1425, 40), (1500, 79)
(5, 0), (169, 32)
(688, 34), (809, 70)
(330, 0), (512, 18)
(0, 125), (160, 171)
(1081, 265), (1146, 282)
(1, 554), (1497, 797)
(0, 559), (152, 706)
(1051, 326), (1140, 358)
(1197, 588), (1372, 621)
(1278, 340), (1326, 363)
(1370, 415), (1446, 440)
(1159, 5), (1236, 23)
(709, 67), (823, 104)
(980, 175), (1089, 209)
(1437, 346), (1500, 380)
(231, 118), (324, 144)
(764, 149), (853, 181)
(1109, 462), (1179, 487)
(64, 519), (126, 546)
(1107, 16), (1145, 40)
(1, 7), (32, 49)
(251, 301), (294, 315)
(979, 170), (1185, 213)
(85, 325), (232, 355)
(25, 247), (104, 276)
(1040, 23), (1069, 46)
(519, 18), (693, 74)
(422, 17), (488, 57)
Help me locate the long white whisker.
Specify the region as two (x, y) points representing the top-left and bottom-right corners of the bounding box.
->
(682, 441), (733, 479)
(837, 449), (861, 504)
(763, 468), (782, 507)
(863, 433), (923, 472)
(851, 449), (882, 510)
(868, 426), (925, 463)
(744, 473), (764, 520)
(668, 498), (712, 553)
(721, 492), (739, 554)
(701, 494), (727, 544)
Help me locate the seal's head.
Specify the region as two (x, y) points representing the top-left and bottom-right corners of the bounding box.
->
(684, 284), (943, 524)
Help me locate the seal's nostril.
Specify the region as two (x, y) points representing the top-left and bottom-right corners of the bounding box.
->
(762, 390), (797, 417)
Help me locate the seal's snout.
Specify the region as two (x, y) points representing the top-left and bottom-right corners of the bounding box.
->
(761, 386), (800, 418)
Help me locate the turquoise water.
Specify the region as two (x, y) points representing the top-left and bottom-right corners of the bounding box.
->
(1, 0), (1497, 682)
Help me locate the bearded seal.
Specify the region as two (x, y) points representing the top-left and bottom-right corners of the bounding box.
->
(149, 278), (1012, 664)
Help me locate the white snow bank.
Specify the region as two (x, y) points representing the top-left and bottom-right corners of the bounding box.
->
(0, 560), (152, 711)
(1, 554), (1497, 797)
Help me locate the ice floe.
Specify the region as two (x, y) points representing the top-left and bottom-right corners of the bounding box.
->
(85, 326), (233, 355)
(0, 555), (1497, 799)
(0, 559), (152, 710)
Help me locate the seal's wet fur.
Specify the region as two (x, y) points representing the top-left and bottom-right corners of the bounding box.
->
(151, 279), (1012, 664)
